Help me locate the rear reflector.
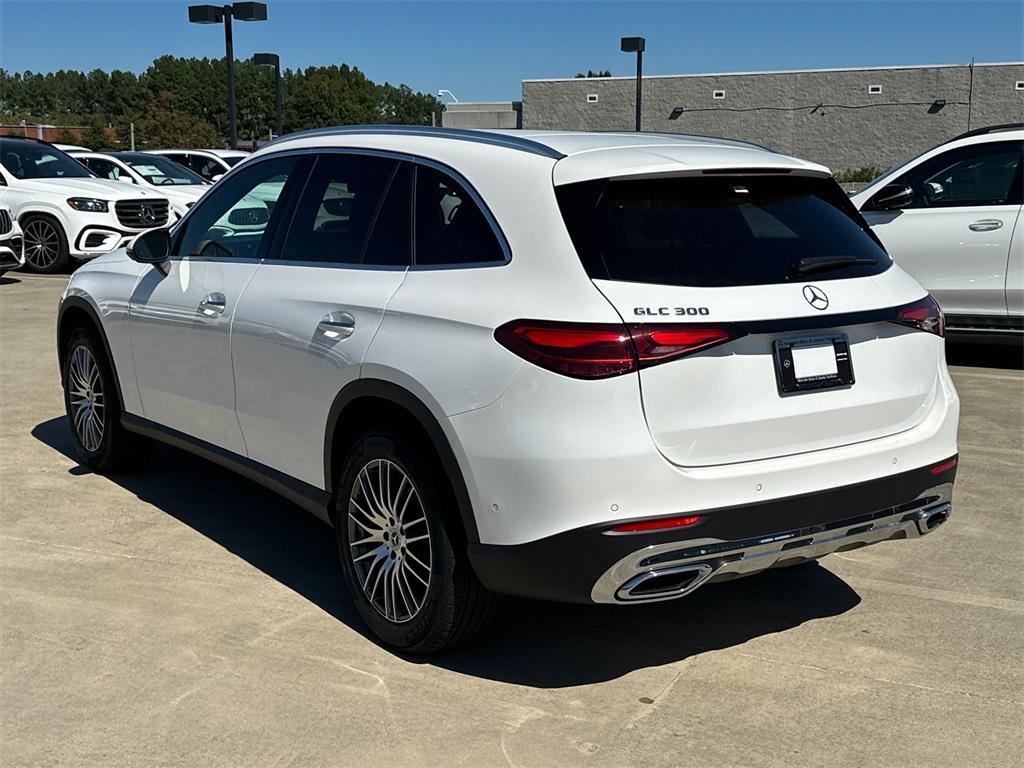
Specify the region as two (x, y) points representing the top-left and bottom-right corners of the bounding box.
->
(892, 295), (944, 337)
(494, 320), (740, 379)
(609, 515), (703, 534)
(929, 457), (957, 475)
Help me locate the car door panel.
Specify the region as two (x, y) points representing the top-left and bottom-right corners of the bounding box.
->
(128, 154), (300, 453)
(862, 205), (1015, 316)
(129, 257), (259, 454)
(231, 265), (407, 487)
(231, 152), (411, 488)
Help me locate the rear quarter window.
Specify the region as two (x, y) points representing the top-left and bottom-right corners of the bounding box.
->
(556, 175), (892, 287)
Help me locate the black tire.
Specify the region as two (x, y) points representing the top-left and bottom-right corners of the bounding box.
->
(62, 326), (153, 472)
(335, 430), (499, 654)
(22, 215), (69, 274)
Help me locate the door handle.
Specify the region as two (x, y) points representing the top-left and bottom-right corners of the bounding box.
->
(969, 219), (1003, 232)
(317, 312), (356, 339)
(199, 292), (226, 316)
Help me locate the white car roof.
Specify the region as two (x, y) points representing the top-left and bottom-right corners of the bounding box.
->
(259, 126), (830, 185)
(146, 148), (248, 158)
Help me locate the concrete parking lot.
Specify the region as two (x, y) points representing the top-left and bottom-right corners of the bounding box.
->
(1, 272), (1022, 768)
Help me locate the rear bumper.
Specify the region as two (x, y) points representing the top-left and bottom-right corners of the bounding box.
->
(467, 457), (956, 604)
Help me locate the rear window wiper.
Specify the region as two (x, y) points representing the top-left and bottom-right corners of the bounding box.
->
(788, 255), (878, 278)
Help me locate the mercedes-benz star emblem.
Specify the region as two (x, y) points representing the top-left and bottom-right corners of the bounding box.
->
(802, 284), (829, 311)
(140, 205), (156, 224)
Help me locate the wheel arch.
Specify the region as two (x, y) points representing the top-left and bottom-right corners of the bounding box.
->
(324, 379), (480, 544)
(57, 295), (124, 406)
(18, 204), (71, 232)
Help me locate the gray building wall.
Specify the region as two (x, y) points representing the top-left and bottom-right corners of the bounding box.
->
(442, 101), (522, 129)
(522, 63), (1024, 172)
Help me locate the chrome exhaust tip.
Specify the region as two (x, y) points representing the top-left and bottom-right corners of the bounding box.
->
(915, 502), (951, 535)
(615, 562), (716, 602)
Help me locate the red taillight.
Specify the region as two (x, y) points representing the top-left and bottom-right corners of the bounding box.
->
(893, 295), (944, 337)
(930, 457), (957, 475)
(609, 514), (703, 534)
(494, 323), (635, 379)
(494, 320), (739, 379)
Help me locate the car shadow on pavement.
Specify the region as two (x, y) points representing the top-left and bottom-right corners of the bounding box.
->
(945, 336), (1023, 370)
(33, 415), (861, 688)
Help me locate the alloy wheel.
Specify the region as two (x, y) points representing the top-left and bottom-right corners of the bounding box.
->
(23, 219), (62, 271)
(347, 459), (432, 624)
(67, 345), (105, 452)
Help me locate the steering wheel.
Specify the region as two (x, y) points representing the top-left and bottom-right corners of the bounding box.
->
(157, 177), (176, 186)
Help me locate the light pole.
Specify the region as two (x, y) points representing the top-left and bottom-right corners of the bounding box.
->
(188, 2), (268, 150)
(620, 36), (645, 132)
(437, 89), (459, 103)
(253, 52), (282, 138)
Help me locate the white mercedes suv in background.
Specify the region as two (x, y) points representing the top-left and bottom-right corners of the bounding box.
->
(852, 124), (1023, 335)
(70, 150), (211, 221)
(144, 148), (249, 182)
(58, 127), (959, 653)
(0, 138), (171, 273)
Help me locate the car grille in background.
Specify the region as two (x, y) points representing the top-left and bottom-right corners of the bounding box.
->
(0, 209), (12, 235)
(228, 207), (269, 226)
(115, 199), (169, 229)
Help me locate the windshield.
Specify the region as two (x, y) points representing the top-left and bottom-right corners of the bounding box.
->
(223, 155), (246, 167)
(557, 175), (891, 287)
(0, 140), (91, 179)
(120, 154), (207, 186)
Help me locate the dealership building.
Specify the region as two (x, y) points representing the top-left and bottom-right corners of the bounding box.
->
(446, 62), (1023, 173)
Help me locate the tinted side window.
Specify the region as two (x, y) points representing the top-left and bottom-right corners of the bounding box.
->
(892, 141), (1023, 208)
(414, 165), (504, 266)
(363, 162), (412, 266)
(282, 153), (396, 264)
(85, 158), (120, 180)
(176, 155), (297, 260)
(190, 155), (222, 181)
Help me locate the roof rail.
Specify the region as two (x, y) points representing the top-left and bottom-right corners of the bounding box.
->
(949, 123), (1024, 142)
(265, 124), (566, 160)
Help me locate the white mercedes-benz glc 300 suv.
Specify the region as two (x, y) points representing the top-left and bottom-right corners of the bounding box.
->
(58, 127), (960, 652)
(0, 138), (170, 273)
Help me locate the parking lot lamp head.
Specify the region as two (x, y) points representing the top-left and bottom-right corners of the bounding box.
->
(188, 3), (268, 151)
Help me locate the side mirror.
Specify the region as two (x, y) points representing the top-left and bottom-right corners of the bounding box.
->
(211, 174), (225, 182)
(118, 175), (137, 184)
(869, 183), (914, 211)
(127, 227), (171, 274)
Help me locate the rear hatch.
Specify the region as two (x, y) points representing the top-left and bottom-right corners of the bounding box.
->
(556, 171), (940, 467)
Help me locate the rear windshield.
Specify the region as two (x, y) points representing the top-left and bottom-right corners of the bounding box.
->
(556, 175), (891, 287)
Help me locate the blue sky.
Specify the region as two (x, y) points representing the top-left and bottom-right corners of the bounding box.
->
(1, 1), (1021, 101)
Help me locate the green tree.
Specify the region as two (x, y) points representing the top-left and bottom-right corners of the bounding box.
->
(81, 116), (114, 150)
(378, 83), (443, 125)
(137, 91), (223, 149)
(575, 69), (612, 78)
